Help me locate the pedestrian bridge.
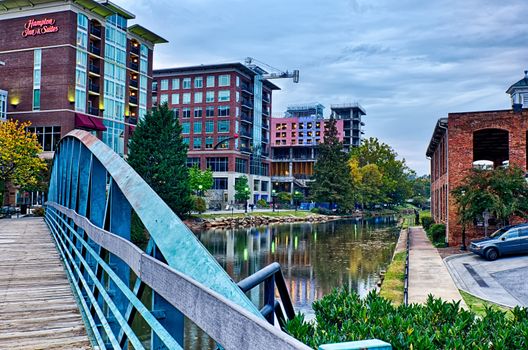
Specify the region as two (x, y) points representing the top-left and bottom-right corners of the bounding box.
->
(0, 130), (390, 350)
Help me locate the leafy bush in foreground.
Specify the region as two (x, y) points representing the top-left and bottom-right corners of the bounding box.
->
(285, 289), (528, 350)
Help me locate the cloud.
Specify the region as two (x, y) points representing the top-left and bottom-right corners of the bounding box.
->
(115, 0), (528, 175)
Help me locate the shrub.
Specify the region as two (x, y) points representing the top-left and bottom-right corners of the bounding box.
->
(310, 208), (320, 214)
(421, 216), (434, 231)
(192, 196), (207, 213)
(286, 289), (528, 350)
(256, 199), (268, 208)
(311, 207), (333, 215)
(32, 206), (45, 216)
(429, 223), (446, 244)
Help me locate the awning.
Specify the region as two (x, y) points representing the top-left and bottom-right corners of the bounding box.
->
(75, 113), (107, 131)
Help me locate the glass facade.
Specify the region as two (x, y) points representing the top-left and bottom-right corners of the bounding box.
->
(75, 14), (87, 112)
(103, 14), (128, 156)
(0, 90), (8, 120)
(139, 44), (149, 120)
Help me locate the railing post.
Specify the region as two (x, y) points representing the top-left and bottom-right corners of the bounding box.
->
(151, 244), (185, 349)
(263, 275), (275, 324)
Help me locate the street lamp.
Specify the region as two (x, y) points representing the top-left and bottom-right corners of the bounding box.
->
(271, 189), (277, 212)
(198, 184), (203, 197)
(460, 190), (467, 251)
(294, 190), (300, 211)
(244, 186), (249, 214)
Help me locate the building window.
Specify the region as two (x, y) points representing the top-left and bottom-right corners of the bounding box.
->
(206, 76), (215, 87)
(159, 94), (169, 104)
(27, 126), (61, 152)
(187, 157), (200, 167)
(183, 78), (191, 89)
(207, 157), (228, 172)
(172, 108), (179, 118)
(182, 108), (191, 118)
(33, 49), (42, 111)
(205, 136), (214, 149)
(253, 180), (260, 191)
(194, 92), (203, 103)
(219, 74), (230, 87)
(235, 158), (247, 173)
(218, 106), (230, 117)
(160, 79), (169, 90)
(182, 137), (190, 145)
(212, 178), (228, 190)
(236, 76), (240, 87)
(183, 93), (191, 104)
(193, 121), (202, 133)
(217, 120), (230, 133)
(33, 88), (41, 111)
(261, 181), (268, 191)
(182, 122), (190, 134)
(218, 90), (230, 102)
(172, 78), (180, 89)
(194, 77), (203, 88)
(152, 96), (158, 105)
(236, 91), (240, 102)
(171, 93), (180, 104)
(0, 90), (7, 120)
(193, 137), (202, 149)
(205, 121), (214, 133)
(194, 107), (202, 118)
(217, 135), (229, 149)
(206, 91), (215, 103)
(206, 106), (215, 117)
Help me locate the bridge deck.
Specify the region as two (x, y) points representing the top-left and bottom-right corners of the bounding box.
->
(0, 218), (92, 349)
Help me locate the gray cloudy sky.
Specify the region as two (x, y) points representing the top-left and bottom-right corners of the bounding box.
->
(116, 0), (528, 175)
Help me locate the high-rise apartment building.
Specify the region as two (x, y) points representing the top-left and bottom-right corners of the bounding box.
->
(0, 0), (166, 158)
(152, 63), (279, 207)
(271, 102), (366, 197)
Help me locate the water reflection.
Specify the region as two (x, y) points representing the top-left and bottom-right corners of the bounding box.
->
(197, 217), (398, 318)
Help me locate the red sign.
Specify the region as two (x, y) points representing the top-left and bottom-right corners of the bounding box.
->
(22, 18), (59, 38)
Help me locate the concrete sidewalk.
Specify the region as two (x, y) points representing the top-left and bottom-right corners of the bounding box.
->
(408, 227), (467, 307)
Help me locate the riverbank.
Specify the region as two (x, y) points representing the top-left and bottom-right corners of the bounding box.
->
(379, 227), (407, 304)
(186, 211), (343, 230)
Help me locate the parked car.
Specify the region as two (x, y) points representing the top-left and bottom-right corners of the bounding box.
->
(469, 223), (528, 261)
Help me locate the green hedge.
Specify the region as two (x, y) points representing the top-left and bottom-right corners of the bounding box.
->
(429, 223), (446, 244)
(286, 289), (528, 350)
(421, 216), (434, 231)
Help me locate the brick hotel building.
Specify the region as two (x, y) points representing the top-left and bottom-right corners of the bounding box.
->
(152, 63), (279, 206)
(0, 0), (166, 159)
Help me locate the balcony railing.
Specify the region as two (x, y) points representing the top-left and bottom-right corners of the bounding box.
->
(89, 44), (101, 56)
(88, 81), (99, 93)
(241, 100), (254, 109)
(88, 106), (99, 116)
(240, 146), (252, 153)
(130, 45), (140, 56)
(239, 129), (252, 138)
(88, 63), (100, 75)
(241, 84), (253, 95)
(129, 79), (139, 88)
(129, 62), (139, 71)
(89, 26), (101, 38)
(129, 95), (138, 105)
(241, 113), (252, 123)
(263, 95), (270, 103)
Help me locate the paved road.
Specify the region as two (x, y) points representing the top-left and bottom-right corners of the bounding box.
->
(445, 253), (528, 307)
(408, 227), (467, 307)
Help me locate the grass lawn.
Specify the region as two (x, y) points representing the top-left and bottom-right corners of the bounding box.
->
(379, 251), (406, 305)
(197, 210), (316, 219)
(459, 290), (512, 317)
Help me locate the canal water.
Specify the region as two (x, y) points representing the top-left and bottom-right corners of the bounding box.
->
(136, 217), (399, 349)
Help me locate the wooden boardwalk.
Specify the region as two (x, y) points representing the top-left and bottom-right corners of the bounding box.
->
(0, 218), (92, 349)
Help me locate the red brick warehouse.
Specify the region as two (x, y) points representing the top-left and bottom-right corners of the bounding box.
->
(427, 72), (528, 246)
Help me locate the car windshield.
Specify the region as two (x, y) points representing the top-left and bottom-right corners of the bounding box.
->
(490, 227), (510, 238)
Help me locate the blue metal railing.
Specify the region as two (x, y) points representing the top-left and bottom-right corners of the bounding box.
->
(45, 130), (311, 350)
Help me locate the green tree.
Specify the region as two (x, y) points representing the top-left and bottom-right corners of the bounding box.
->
(350, 137), (413, 206)
(452, 166), (528, 228)
(0, 120), (47, 206)
(234, 176), (250, 202)
(188, 165), (213, 195)
(127, 103), (193, 218)
(310, 117), (354, 211)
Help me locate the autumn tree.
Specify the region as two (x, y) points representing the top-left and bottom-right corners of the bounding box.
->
(0, 119), (47, 206)
(349, 137), (413, 206)
(311, 117), (354, 211)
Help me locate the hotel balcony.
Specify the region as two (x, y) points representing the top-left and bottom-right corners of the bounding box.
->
(241, 84), (253, 95)
(88, 106), (99, 116)
(88, 63), (100, 75)
(240, 146), (252, 153)
(241, 113), (252, 123)
(239, 129), (252, 138)
(89, 44), (101, 56)
(129, 78), (139, 89)
(89, 26), (101, 38)
(241, 99), (253, 109)
(129, 95), (138, 105)
(129, 62), (139, 72)
(130, 45), (140, 56)
(88, 81), (100, 94)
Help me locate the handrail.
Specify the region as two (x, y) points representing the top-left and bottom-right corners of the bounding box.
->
(404, 226), (410, 306)
(45, 202), (310, 350)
